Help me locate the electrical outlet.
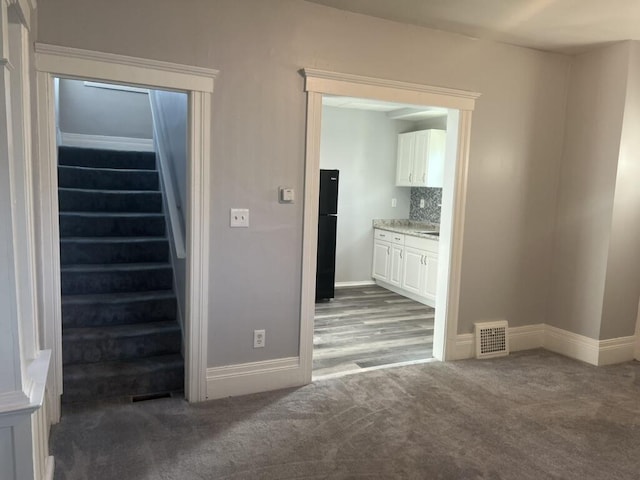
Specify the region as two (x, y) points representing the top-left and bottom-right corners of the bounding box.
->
(391, 198), (397, 208)
(230, 208), (249, 227)
(419, 198), (425, 208)
(253, 329), (265, 348)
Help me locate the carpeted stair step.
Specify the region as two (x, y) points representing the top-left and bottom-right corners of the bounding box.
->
(58, 165), (159, 191)
(58, 146), (156, 170)
(63, 321), (182, 365)
(61, 263), (173, 295)
(62, 354), (184, 403)
(58, 188), (162, 213)
(59, 212), (166, 238)
(60, 237), (169, 265)
(62, 291), (178, 328)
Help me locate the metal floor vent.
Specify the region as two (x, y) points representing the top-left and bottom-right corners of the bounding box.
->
(475, 321), (509, 359)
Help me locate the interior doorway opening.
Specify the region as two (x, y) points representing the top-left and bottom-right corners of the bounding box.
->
(299, 69), (479, 384)
(34, 44), (215, 422)
(54, 78), (189, 403)
(312, 95), (450, 379)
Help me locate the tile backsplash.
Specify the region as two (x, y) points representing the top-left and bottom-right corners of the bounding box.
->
(409, 187), (442, 224)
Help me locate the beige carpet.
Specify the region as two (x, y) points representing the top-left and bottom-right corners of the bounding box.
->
(51, 349), (640, 479)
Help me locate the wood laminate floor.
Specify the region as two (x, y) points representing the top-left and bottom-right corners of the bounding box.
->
(313, 285), (434, 378)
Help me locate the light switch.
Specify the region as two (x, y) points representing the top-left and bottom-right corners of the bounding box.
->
(230, 208), (249, 227)
(279, 187), (295, 203)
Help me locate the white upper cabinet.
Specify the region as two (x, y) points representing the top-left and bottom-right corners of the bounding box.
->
(395, 129), (446, 188)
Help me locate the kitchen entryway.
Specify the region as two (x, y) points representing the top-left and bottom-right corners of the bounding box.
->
(312, 95), (447, 377)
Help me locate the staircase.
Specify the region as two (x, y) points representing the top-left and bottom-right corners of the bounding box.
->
(58, 146), (184, 403)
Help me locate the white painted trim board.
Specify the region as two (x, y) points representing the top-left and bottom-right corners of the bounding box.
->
(207, 357), (300, 400)
(58, 132), (154, 152)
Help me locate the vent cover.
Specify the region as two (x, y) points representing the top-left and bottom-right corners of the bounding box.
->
(475, 321), (509, 359)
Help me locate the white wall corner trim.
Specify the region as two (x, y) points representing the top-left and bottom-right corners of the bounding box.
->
(206, 357), (301, 400)
(455, 324), (637, 366)
(59, 132), (155, 152)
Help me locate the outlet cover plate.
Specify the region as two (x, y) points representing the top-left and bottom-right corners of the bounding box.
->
(253, 329), (265, 348)
(230, 208), (249, 227)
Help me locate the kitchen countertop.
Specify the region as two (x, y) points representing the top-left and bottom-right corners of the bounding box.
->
(372, 219), (440, 240)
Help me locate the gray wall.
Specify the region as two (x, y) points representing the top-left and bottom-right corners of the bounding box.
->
(319, 106), (411, 284)
(549, 42), (630, 339)
(149, 90), (188, 329)
(601, 42), (640, 340)
(38, 0), (570, 367)
(58, 78), (153, 138)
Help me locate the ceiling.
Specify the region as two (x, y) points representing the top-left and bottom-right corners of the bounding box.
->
(322, 96), (448, 120)
(305, 0), (640, 54)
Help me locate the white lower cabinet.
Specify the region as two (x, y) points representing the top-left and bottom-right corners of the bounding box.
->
(402, 247), (424, 295)
(372, 228), (439, 307)
(389, 244), (404, 287)
(372, 230), (405, 286)
(423, 252), (439, 301)
(372, 239), (391, 282)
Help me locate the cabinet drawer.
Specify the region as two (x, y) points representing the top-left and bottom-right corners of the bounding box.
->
(405, 234), (438, 253)
(374, 229), (404, 244)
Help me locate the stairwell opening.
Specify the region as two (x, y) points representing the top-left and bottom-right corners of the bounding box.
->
(55, 78), (189, 404)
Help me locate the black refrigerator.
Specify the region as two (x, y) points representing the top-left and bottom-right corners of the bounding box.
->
(316, 169), (339, 301)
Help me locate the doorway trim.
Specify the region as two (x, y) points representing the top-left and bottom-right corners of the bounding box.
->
(299, 69), (479, 381)
(34, 43), (217, 421)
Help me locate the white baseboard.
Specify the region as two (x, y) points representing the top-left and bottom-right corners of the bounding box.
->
(455, 323), (637, 366)
(543, 325), (600, 365)
(206, 357), (302, 400)
(509, 323), (545, 352)
(597, 335), (637, 366)
(59, 132), (154, 152)
(454, 333), (474, 360)
(335, 280), (376, 288)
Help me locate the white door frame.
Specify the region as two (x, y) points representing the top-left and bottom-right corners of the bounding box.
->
(34, 43), (217, 421)
(298, 69), (479, 381)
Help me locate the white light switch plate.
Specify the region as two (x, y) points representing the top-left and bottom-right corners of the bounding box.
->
(279, 187), (295, 203)
(230, 208), (249, 227)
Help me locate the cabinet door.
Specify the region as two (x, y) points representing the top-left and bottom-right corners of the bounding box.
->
(402, 247), (424, 295)
(422, 252), (439, 301)
(412, 130), (429, 187)
(395, 132), (414, 186)
(425, 130), (446, 188)
(389, 244), (404, 287)
(411, 130), (446, 188)
(372, 240), (391, 281)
